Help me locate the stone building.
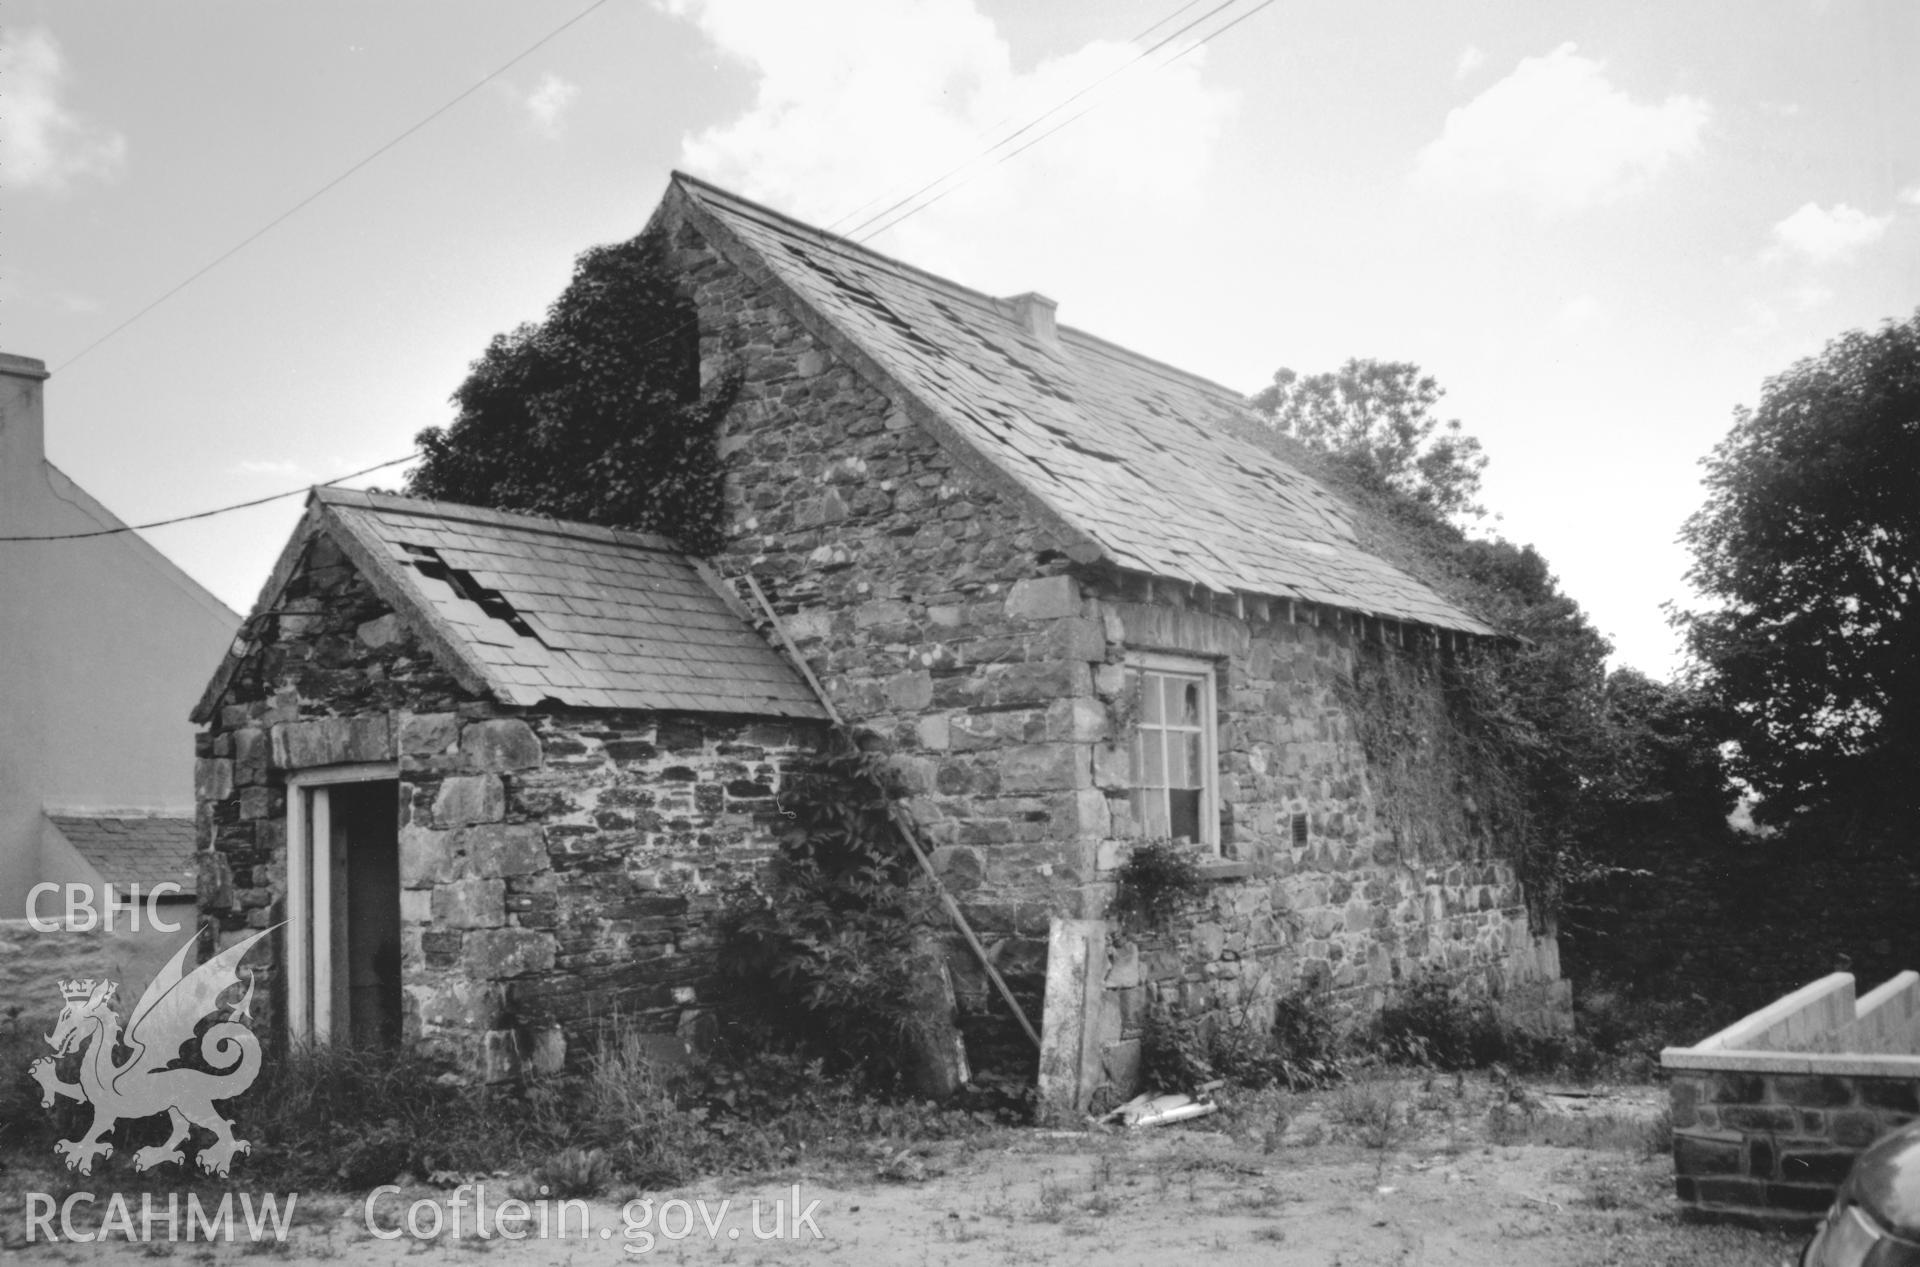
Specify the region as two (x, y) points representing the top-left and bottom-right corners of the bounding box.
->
(193, 174), (1567, 1087)
(191, 489), (830, 1074)
(650, 174), (1567, 1079)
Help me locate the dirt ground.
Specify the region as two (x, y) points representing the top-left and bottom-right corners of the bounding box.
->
(4, 1079), (1809, 1266)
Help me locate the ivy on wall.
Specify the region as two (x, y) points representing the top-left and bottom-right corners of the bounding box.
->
(715, 743), (942, 1088)
(1339, 642), (1498, 866)
(408, 228), (740, 554)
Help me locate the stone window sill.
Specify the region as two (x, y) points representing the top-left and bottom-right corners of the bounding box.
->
(1195, 859), (1257, 881)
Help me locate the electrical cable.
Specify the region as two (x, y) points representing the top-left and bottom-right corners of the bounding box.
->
(843, 0), (1262, 243)
(854, 0), (1278, 243)
(821, 0), (1217, 234)
(48, 0), (613, 379)
(0, 454), (418, 542)
(6, 0), (1276, 544)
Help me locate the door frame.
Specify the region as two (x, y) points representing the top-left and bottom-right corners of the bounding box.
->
(285, 762), (398, 1044)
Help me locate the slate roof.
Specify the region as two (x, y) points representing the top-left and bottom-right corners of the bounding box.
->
(47, 814), (197, 896)
(233, 489), (826, 719)
(670, 173), (1493, 636)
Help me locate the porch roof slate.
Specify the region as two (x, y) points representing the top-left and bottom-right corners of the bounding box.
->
(314, 488), (826, 718)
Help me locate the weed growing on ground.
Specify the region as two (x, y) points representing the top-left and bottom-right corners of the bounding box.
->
(530, 1146), (614, 1199)
(1, 1020), (1008, 1197)
(1141, 985), (1348, 1096)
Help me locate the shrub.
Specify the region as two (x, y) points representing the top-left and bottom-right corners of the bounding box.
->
(717, 741), (944, 1089)
(235, 1042), (534, 1188)
(1268, 986), (1345, 1088)
(1374, 972), (1485, 1069)
(1373, 971), (1570, 1073)
(1139, 1005), (1215, 1092)
(1109, 839), (1206, 931)
(1141, 988), (1349, 1095)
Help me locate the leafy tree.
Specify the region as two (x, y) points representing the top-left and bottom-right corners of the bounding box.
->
(1250, 363), (1732, 921)
(1589, 669), (1735, 837)
(1677, 311), (1920, 827)
(1252, 358), (1488, 520)
(408, 229), (739, 553)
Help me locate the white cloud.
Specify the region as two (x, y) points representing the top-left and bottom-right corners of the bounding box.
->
(1898, 182), (1920, 208)
(1556, 293), (1601, 329)
(1413, 43), (1708, 212)
(233, 459), (308, 479)
(1455, 45), (1485, 80)
(1790, 281), (1835, 310)
(0, 27), (126, 192)
(1766, 202), (1892, 263)
(664, 0), (1234, 299)
(524, 73), (580, 135)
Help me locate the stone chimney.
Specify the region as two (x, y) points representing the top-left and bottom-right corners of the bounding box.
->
(1005, 292), (1059, 347)
(0, 352), (50, 473)
(0, 354), (50, 528)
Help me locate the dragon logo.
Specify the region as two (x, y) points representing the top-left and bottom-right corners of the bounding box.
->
(29, 925), (277, 1177)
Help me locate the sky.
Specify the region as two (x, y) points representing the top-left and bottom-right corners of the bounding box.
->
(4, 0), (1916, 678)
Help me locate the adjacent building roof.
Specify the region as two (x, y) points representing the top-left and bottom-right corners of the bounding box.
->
(667, 173), (1493, 636)
(197, 489), (827, 721)
(46, 814), (197, 896)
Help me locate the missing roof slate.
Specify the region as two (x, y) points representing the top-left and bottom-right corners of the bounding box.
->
(408, 549), (542, 643)
(673, 175), (1496, 638)
(275, 489), (831, 720)
(782, 242), (951, 361)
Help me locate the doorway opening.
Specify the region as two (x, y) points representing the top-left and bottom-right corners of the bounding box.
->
(286, 764), (401, 1048)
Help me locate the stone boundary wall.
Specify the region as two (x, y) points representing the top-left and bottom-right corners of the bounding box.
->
(1668, 1065), (1920, 1223)
(0, 917), (198, 1032)
(1664, 971), (1920, 1224)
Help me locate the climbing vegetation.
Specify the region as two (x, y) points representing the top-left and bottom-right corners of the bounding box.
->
(408, 228), (739, 554)
(1251, 363), (1729, 924)
(1108, 838), (1208, 931)
(716, 741), (942, 1089)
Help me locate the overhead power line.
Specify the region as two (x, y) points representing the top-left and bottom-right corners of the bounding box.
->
(0, 3), (611, 544)
(555, 0), (1281, 376)
(49, 0), (613, 379)
(852, 0), (1279, 244)
(822, 0), (1217, 235)
(0, 454), (418, 542)
(8, 0), (1276, 545)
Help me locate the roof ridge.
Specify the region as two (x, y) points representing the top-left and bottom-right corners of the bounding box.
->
(671, 172), (1252, 403)
(667, 172), (1493, 637)
(312, 486), (682, 553)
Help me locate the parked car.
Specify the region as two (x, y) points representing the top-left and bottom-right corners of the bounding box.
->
(1802, 1119), (1920, 1265)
